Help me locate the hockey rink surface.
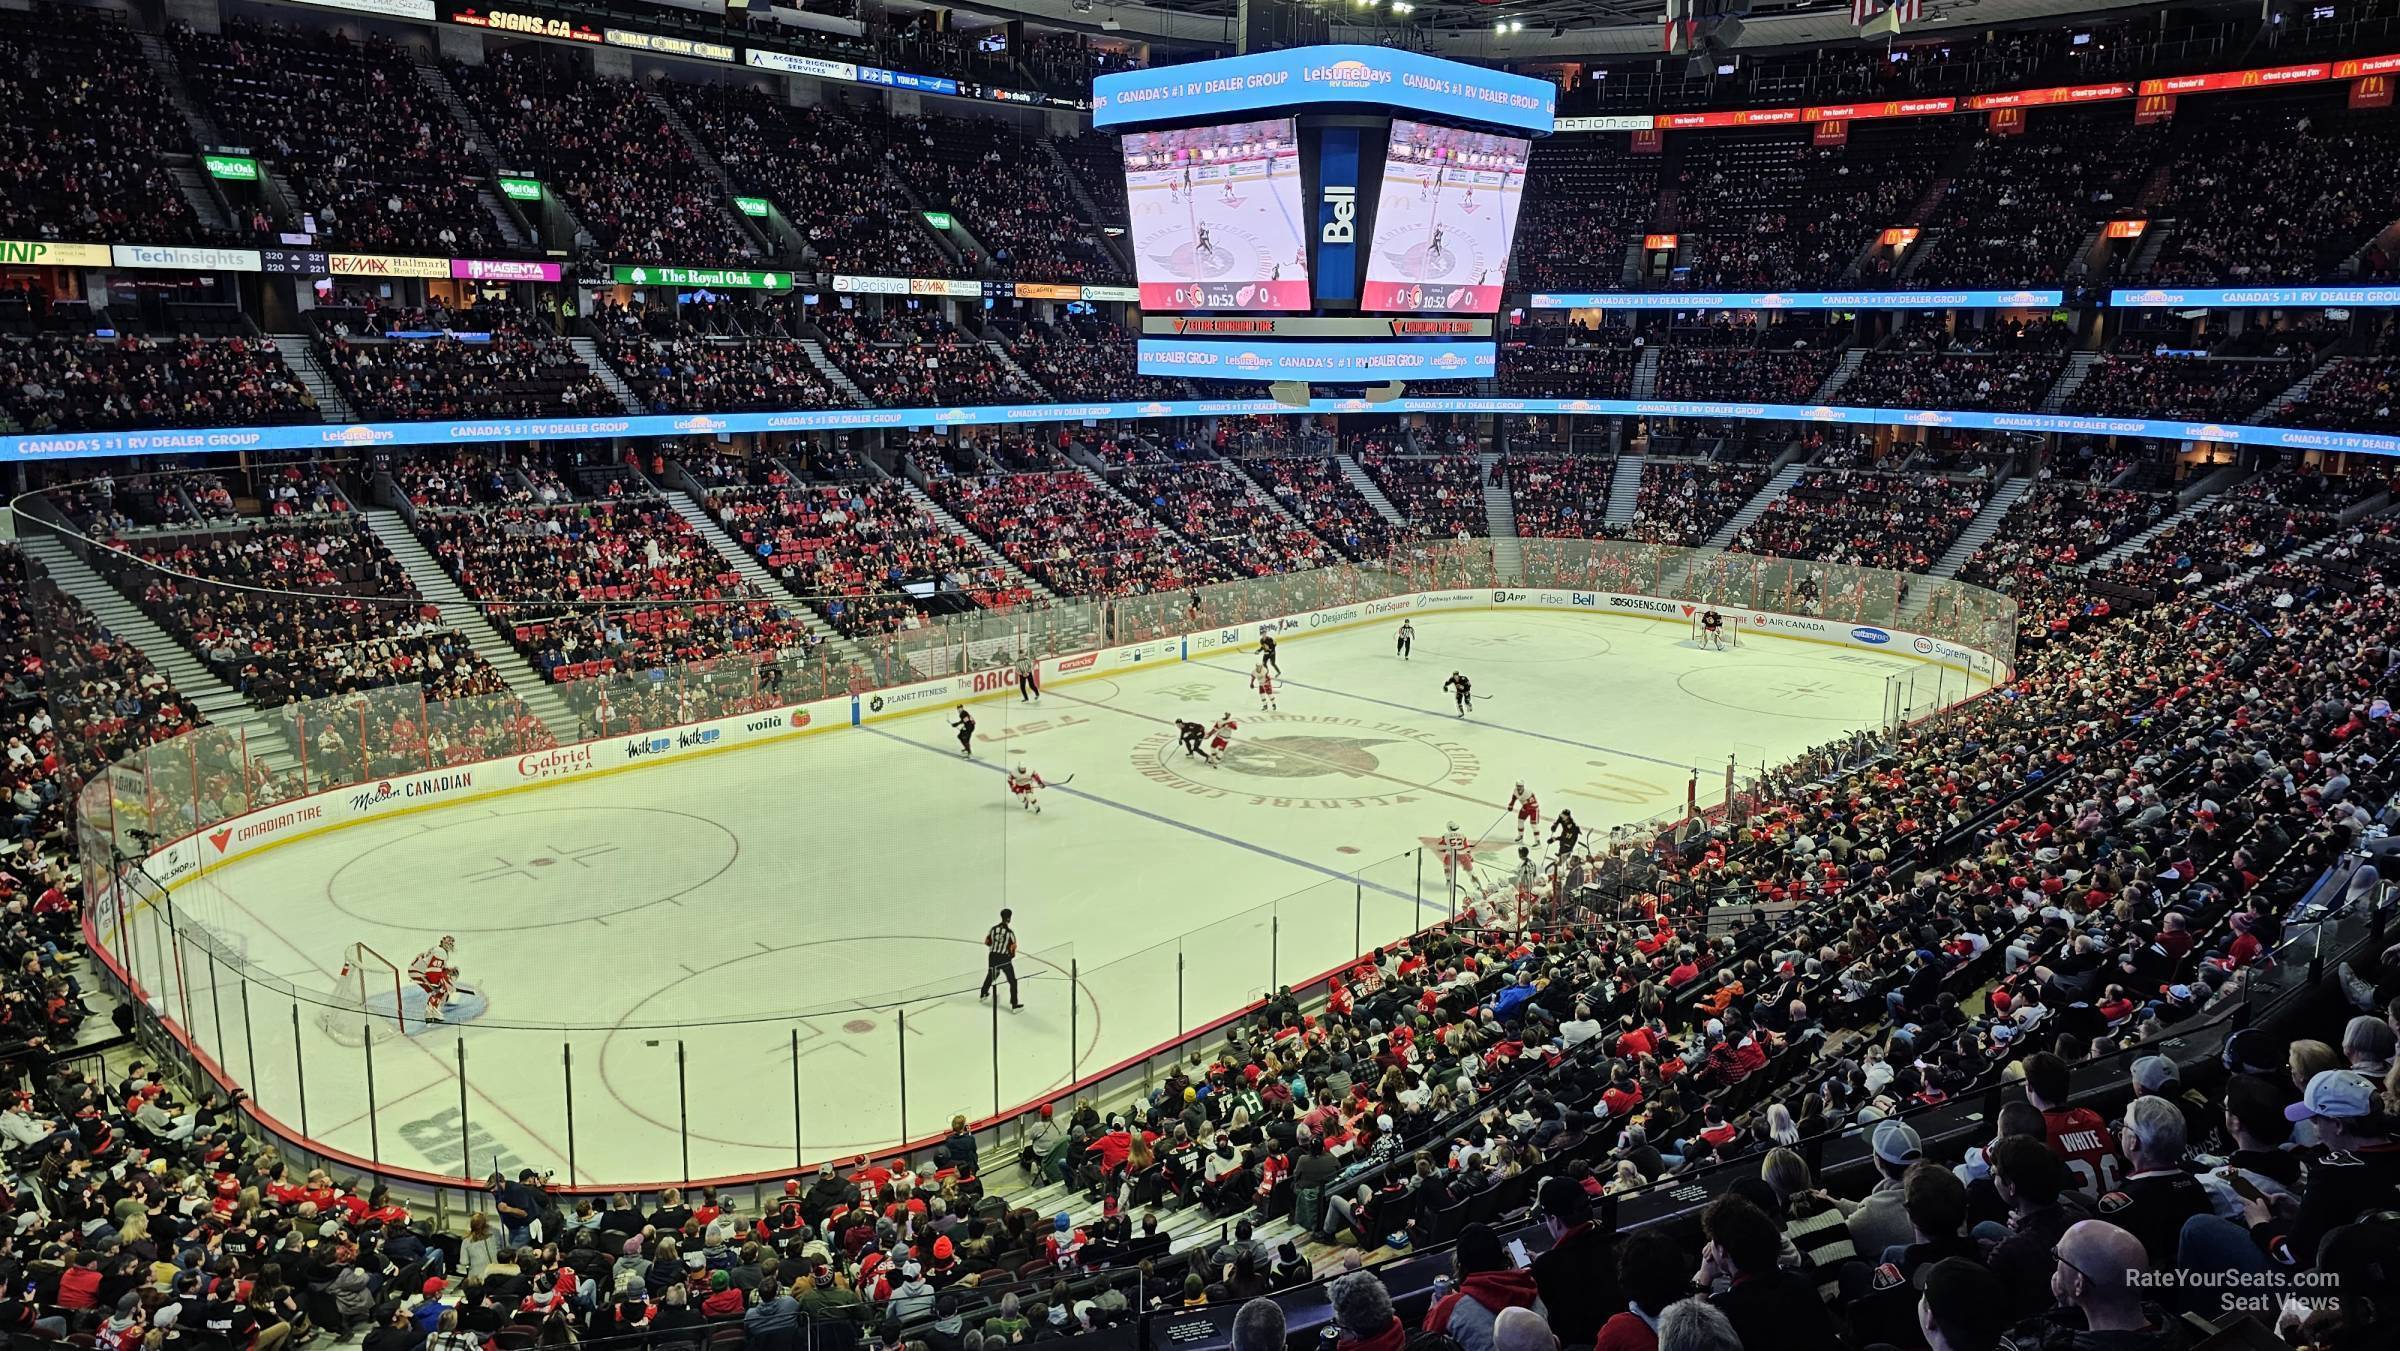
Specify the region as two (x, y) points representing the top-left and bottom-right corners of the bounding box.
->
(160, 610), (1945, 1184)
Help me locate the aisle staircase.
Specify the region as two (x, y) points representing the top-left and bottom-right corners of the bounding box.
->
(986, 339), (1047, 399)
(2250, 360), (2340, 425)
(1627, 348), (1662, 400)
(164, 165), (235, 237)
(1335, 454), (1408, 529)
(2085, 493), (2219, 572)
(1810, 349), (1867, 405)
(1923, 476), (2029, 582)
(2039, 352), (2104, 413)
(568, 336), (645, 414)
(795, 338), (874, 407)
(659, 491), (868, 667)
(413, 63), (555, 247)
(1703, 462), (1804, 550)
(360, 511), (579, 744)
(1480, 451), (1521, 582)
(269, 335), (355, 423)
(888, 476), (1060, 604)
(16, 537), (299, 776)
(1603, 453), (1646, 529)
(640, 88), (770, 259)
(135, 33), (223, 147)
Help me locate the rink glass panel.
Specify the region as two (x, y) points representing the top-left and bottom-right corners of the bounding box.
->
(42, 522), (2016, 1189)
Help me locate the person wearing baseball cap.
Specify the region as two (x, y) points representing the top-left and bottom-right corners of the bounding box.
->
(2187, 1069), (2400, 1272)
(1846, 1119), (1923, 1259)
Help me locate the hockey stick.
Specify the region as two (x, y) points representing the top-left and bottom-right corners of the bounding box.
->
(1051, 774), (1076, 786)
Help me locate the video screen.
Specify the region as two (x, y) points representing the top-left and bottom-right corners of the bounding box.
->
(1122, 118), (1311, 310)
(1360, 119), (1532, 313)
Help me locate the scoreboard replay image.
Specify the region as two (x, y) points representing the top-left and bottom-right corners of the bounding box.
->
(1097, 47), (1555, 391)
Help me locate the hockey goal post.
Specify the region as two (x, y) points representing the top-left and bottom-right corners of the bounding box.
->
(318, 941), (409, 1046)
(1690, 609), (1743, 648)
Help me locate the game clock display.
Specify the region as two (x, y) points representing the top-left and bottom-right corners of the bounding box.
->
(1359, 119), (1532, 314)
(1122, 119), (1314, 311)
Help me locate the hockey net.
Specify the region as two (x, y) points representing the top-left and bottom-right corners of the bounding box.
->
(1690, 610), (1743, 648)
(318, 942), (409, 1046)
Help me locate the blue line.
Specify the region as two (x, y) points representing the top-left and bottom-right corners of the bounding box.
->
(855, 725), (1439, 912)
(1185, 654), (1699, 771)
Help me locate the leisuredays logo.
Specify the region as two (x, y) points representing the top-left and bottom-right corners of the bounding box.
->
(206, 804), (325, 853)
(1851, 627), (1893, 645)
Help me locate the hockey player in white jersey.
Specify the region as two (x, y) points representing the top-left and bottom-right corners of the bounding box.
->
(1506, 782), (1541, 841)
(1437, 820), (1475, 891)
(1205, 713), (1240, 766)
(409, 936), (462, 1022)
(1007, 761), (1049, 814)
(1250, 661), (1278, 712)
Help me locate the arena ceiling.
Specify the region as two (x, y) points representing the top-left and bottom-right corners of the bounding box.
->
(925, 0), (2179, 56)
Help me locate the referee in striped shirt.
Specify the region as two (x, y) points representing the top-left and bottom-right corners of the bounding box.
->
(979, 908), (1023, 1009)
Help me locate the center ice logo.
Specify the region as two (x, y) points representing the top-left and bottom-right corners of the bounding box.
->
(1133, 714), (1481, 810)
(1217, 734), (1403, 780)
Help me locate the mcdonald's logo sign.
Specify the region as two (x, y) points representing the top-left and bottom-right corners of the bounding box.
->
(2134, 93), (2177, 124)
(2353, 75), (2394, 110)
(1987, 107), (2026, 136)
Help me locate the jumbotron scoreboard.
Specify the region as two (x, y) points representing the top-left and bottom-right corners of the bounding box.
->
(1095, 46), (1556, 392)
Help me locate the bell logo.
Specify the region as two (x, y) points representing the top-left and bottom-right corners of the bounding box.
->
(1322, 185), (1356, 244)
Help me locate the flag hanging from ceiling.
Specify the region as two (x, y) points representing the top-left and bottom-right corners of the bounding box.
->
(1852, 0), (1924, 26)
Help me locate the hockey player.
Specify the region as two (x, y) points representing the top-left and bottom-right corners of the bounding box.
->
(1250, 660), (1278, 712)
(1006, 761), (1049, 814)
(1699, 607), (1727, 651)
(1257, 633), (1281, 676)
(1176, 719), (1209, 758)
(1396, 619), (1414, 660)
(951, 706), (976, 757)
(1437, 820), (1475, 891)
(1507, 782), (1540, 840)
(409, 936), (461, 1023)
(1443, 670), (1474, 716)
(1204, 712), (1240, 766)
(1550, 808), (1582, 859)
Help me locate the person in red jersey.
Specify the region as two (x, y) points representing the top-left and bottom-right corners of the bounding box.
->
(2023, 1051), (2124, 1198)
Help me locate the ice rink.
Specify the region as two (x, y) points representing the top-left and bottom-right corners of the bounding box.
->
(152, 609), (1945, 1184)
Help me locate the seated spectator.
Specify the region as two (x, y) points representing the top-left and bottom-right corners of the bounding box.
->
(0, 336), (317, 432)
